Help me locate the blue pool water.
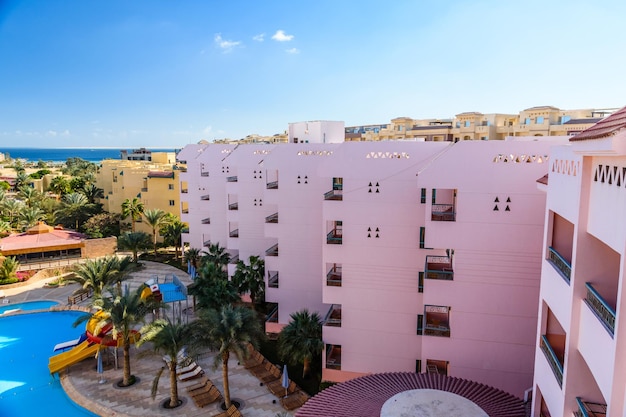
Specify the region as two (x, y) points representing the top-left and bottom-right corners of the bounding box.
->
(0, 311), (98, 416)
(0, 300), (59, 315)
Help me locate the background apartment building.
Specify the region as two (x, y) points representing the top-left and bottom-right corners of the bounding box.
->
(532, 107), (626, 417)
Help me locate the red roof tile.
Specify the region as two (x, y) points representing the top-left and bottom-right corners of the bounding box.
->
(570, 106), (626, 141)
(0, 224), (85, 255)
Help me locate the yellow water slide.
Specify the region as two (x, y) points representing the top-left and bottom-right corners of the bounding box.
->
(48, 340), (99, 374)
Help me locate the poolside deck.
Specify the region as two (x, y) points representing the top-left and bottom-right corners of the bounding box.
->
(4, 260), (294, 417)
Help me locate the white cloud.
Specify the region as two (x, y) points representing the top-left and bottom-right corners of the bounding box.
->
(253, 33), (265, 42)
(46, 130), (58, 137)
(214, 34), (241, 52)
(286, 48), (300, 54)
(271, 30), (294, 42)
(61, 130), (70, 136)
(202, 126), (213, 135)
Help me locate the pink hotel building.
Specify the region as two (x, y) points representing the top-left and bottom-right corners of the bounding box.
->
(177, 121), (572, 399)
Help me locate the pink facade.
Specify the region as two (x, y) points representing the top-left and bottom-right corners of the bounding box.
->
(532, 108), (626, 417)
(179, 123), (569, 398)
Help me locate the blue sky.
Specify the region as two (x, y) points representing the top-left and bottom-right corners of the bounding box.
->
(1, 0), (625, 148)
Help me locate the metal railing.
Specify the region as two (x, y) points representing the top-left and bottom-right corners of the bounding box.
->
(325, 345), (341, 370)
(229, 229), (239, 238)
(265, 212), (278, 223)
(266, 304), (278, 323)
(540, 335), (563, 387)
(265, 243), (279, 256)
(431, 204), (456, 221)
(324, 189), (343, 200)
(181, 208), (189, 214)
(229, 254), (239, 264)
(266, 181), (278, 190)
(326, 266), (342, 286)
(585, 282), (616, 336)
(201, 218), (210, 224)
(201, 194), (210, 200)
(424, 256), (453, 280)
(201, 171), (209, 177)
(267, 271), (279, 288)
(327, 229), (342, 244)
(324, 304), (342, 327)
(547, 247), (571, 283)
(575, 397), (607, 417)
(226, 176), (238, 182)
(424, 325), (450, 337)
(228, 202), (238, 210)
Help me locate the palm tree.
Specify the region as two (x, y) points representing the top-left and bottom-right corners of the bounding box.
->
(66, 256), (135, 298)
(18, 186), (42, 208)
(121, 198), (144, 232)
(81, 183), (104, 204)
(117, 231), (151, 263)
(48, 176), (71, 196)
(0, 220), (11, 236)
(77, 285), (160, 387)
(13, 172), (30, 190)
(0, 256), (19, 282)
(137, 318), (196, 408)
(202, 243), (231, 269)
(188, 262), (239, 311)
(183, 247), (201, 271)
(195, 305), (264, 408)
(55, 192), (94, 230)
(2, 198), (24, 228)
(142, 208), (168, 255)
(232, 256), (265, 306)
(278, 309), (324, 378)
(18, 207), (45, 230)
(160, 216), (186, 260)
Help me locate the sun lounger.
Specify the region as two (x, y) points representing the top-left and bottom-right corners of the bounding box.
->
(53, 338), (81, 352)
(183, 376), (210, 391)
(191, 385), (222, 408)
(252, 361), (277, 379)
(267, 379), (298, 397)
(176, 361), (198, 375)
(242, 350), (264, 369)
(212, 404), (242, 417)
(178, 366), (204, 381)
(280, 389), (309, 411)
(258, 363), (281, 384)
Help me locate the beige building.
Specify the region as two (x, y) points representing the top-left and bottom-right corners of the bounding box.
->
(96, 152), (183, 236)
(346, 106), (616, 142)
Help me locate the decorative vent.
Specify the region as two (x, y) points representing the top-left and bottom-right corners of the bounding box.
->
(366, 151), (410, 159)
(594, 164), (626, 187)
(297, 150), (333, 156)
(253, 150), (271, 155)
(492, 154), (548, 163)
(551, 159), (579, 176)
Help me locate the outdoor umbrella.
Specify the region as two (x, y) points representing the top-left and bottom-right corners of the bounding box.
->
(282, 364), (289, 397)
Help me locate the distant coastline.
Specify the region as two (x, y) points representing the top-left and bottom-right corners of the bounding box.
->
(0, 147), (178, 163)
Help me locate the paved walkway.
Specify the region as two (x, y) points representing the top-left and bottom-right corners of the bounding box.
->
(3, 260), (294, 417)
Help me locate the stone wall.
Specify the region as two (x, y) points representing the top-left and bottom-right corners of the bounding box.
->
(82, 237), (117, 258)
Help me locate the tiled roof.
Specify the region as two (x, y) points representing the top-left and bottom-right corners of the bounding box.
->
(411, 125), (451, 131)
(563, 118), (602, 125)
(570, 106), (626, 141)
(147, 170), (174, 178)
(0, 224), (85, 254)
(296, 372), (526, 417)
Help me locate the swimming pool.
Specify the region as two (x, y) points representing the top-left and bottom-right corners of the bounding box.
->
(0, 300), (59, 315)
(0, 311), (98, 416)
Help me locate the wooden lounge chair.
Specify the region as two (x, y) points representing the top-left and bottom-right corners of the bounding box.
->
(186, 379), (213, 394)
(251, 361), (274, 378)
(212, 404), (242, 417)
(176, 361), (198, 375)
(182, 375), (209, 391)
(258, 364), (281, 384)
(280, 390), (309, 411)
(267, 379), (297, 397)
(243, 350), (264, 369)
(178, 366), (204, 381)
(191, 385), (222, 408)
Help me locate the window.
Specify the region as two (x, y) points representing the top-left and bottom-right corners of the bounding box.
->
(417, 314), (424, 335)
(418, 272), (424, 293)
(525, 117), (531, 125)
(424, 305), (450, 337)
(169, 200), (175, 206)
(420, 188), (426, 204)
(537, 116), (544, 124)
(464, 121), (470, 127)
(419, 227), (426, 249)
(168, 184), (174, 190)
(426, 359), (449, 376)
(431, 189), (437, 205)
(415, 360), (422, 373)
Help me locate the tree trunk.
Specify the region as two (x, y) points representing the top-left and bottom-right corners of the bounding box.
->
(153, 230), (157, 255)
(303, 357), (311, 378)
(123, 340), (132, 386)
(222, 351), (231, 408)
(131, 218), (136, 232)
(169, 361), (179, 407)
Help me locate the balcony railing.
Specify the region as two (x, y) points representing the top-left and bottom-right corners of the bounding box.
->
(201, 194), (210, 200)
(226, 176), (238, 182)
(332, 183), (343, 191)
(201, 171), (209, 177)
(327, 229), (343, 244)
(229, 254), (239, 264)
(540, 335), (563, 387)
(585, 282), (616, 336)
(265, 243), (279, 257)
(324, 189), (343, 201)
(425, 256), (453, 280)
(324, 304), (342, 327)
(326, 345), (341, 370)
(201, 218), (210, 224)
(181, 189), (188, 194)
(141, 187), (148, 192)
(268, 271), (279, 288)
(326, 265), (342, 286)
(575, 397), (607, 417)
(547, 246), (571, 283)
(424, 324), (450, 337)
(181, 208), (189, 214)
(265, 212), (278, 223)
(266, 181), (278, 190)
(229, 229), (239, 238)
(228, 202), (238, 210)
(266, 304), (278, 323)
(431, 204), (456, 221)
(203, 239), (211, 247)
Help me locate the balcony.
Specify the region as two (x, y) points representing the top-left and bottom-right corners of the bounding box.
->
(181, 189), (188, 194)
(324, 189), (343, 201)
(575, 397), (607, 417)
(266, 303), (278, 323)
(266, 243), (279, 257)
(228, 202), (238, 210)
(229, 254), (239, 264)
(181, 208), (189, 214)
(268, 271), (279, 288)
(584, 283), (616, 336)
(229, 229), (239, 238)
(425, 256), (453, 280)
(266, 181), (278, 190)
(226, 176), (238, 183)
(201, 194), (210, 200)
(141, 187), (148, 192)
(201, 171), (209, 177)
(327, 229), (342, 245)
(324, 304), (342, 327)
(540, 335), (563, 388)
(265, 212), (278, 223)
(201, 218), (210, 224)
(326, 265), (342, 287)
(431, 204), (455, 221)
(325, 345), (341, 370)
(547, 247), (571, 283)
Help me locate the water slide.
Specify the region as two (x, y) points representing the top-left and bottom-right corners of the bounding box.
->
(48, 340), (100, 374)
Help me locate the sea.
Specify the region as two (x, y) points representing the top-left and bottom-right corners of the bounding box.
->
(0, 147), (179, 164)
